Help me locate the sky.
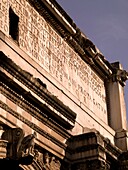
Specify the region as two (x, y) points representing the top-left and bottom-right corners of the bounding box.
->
(56, 0), (128, 118)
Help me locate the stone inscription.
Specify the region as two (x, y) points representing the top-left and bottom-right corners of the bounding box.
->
(0, 0), (9, 34)
(1, 0), (108, 123)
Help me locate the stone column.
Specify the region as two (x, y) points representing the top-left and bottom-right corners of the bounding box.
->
(106, 62), (128, 151)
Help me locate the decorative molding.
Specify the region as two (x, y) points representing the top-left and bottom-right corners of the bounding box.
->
(0, 127), (62, 170)
(29, 0), (113, 77)
(0, 51), (76, 129)
(111, 69), (128, 86)
(0, 128), (37, 168)
(0, 101), (67, 152)
(103, 137), (121, 160)
(66, 131), (121, 168)
(0, 81), (70, 139)
(28, 150), (61, 170)
(110, 62), (128, 86)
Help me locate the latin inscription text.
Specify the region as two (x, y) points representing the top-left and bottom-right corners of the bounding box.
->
(0, 0), (108, 122)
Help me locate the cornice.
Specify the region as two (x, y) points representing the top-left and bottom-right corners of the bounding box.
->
(0, 51), (76, 129)
(0, 82), (70, 139)
(40, 0), (76, 34)
(67, 131), (121, 162)
(103, 138), (121, 160)
(29, 0), (114, 78)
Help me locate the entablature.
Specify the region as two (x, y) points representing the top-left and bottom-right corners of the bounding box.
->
(0, 51), (76, 130)
(29, 0), (115, 79)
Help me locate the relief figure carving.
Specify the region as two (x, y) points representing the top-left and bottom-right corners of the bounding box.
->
(18, 131), (37, 157)
(1, 128), (37, 159)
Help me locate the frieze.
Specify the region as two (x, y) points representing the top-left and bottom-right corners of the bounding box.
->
(21, 148), (61, 170)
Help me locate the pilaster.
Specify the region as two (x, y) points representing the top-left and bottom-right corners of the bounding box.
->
(106, 62), (128, 151)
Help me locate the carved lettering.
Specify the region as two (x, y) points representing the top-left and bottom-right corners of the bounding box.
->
(1, 0), (108, 122)
(0, 1), (9, 34)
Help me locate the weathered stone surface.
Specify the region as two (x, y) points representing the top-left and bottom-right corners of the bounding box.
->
(0, 0), (128, 169)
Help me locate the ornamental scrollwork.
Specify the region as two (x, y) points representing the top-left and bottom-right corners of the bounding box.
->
(1, 128), (37, 160)
(112, 69), (128, 86)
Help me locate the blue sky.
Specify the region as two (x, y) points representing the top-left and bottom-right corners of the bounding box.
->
(56, 0), (128, 116)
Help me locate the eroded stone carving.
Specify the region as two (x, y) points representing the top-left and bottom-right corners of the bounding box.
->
(1, 128), (61, 169)
(33, 151), (61, 170)
(1, 128), (37, 160)
(18, 131), (37, 157)
(1, 127), (25, 159)
(111, 62), (128, 86)
(111, 69), (128, 86)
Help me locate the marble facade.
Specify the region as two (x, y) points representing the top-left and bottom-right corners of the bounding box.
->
(0, 0), (128, 169)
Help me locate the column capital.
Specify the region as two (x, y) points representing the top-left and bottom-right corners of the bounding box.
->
(110, 62), (128, 86)
(111, 69), (128, 86)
